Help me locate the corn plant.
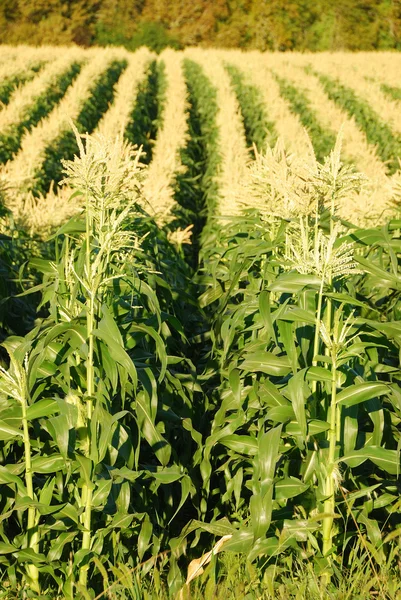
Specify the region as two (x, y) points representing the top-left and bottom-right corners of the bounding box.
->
(171, 58), (221, 268)
(0, 129), (206, 597)
(195, 132), (401, 590)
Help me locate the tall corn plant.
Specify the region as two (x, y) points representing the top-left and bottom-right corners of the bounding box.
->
(196, 133), (401, 588)
(0, 130), (202, 596)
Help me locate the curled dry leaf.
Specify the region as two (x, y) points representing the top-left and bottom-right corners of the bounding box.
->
(177, 534), (232, 599)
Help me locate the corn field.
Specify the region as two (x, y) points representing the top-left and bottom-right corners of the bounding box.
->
(1, 45), (401, 599)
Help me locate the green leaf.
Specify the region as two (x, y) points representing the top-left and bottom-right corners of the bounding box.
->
(259, 290), (276, 343)
(247, 536), (280, 562)
(92, 478), (113, 508)
(306, 366), (332, 383)
(147, 466), (184, 484)
(277, 320), (298, 373)
(279, 306), (316, 324)
(108, 512), (134, 529)
(0, 466), (27, 495)
(268, 272), (321, 293)
(131, 323), (167, 381)
(53, 215), (86, 237)
(287, 371), (307, 440)
(47, 532), (78, 562)
(228, 369), (241, 405)
(0, 419), (23, 440)
(218, 434), (258, 456)
(222, 529), (253, 553)
(48, 415), (70, 459)
(138, 517), (153, 561)
(275, 477), (309, 500)
(14, 548), (47, 564)
(341, 446), (399, 475)
(0, 542), (17, 554)
(180, 518), (235, 539)
(356, 256), (401, 289)
(240, 351), (291, 376)
(337, 382), (389, 407)
(94, 307), (137, 388)
(136, 391), (171, 466)
(286, 419), (330, 436)
(32, 454), (66, 474)
(266, 406), (295, 423)
(26, 399), (59, 420)
(281, 519), (320, 542)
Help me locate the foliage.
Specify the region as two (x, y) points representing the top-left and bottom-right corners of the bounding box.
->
(380, 82), (401, 102)
(2, 0), (401, 50)
(194, 134), (401, 591)
(2, 44), (401, 598)
(0, 131), (207, 596)
(124, 60), (166, 166)
(130, 22), (181, 54)
(171, 59), (221, 267)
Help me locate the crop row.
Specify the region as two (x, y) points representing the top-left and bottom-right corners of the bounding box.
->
(0, 55), (83, 164)
(310, 68), (401, 175)
(0, 60), (45, 106)
(2, 49), (400, 230)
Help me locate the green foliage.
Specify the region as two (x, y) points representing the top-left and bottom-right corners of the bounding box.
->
(0, 133), (206, 595)
(124, 60), (167, 165)
(2, 0), (401, 50)
(0, 208), (47, 341)
(225, 63), (278, 153)
(312, 68), (401, 175)
(0, 0), (100, 45)
(380, 82), (401, 102)
(273, 72), (336, 162)
(130, 22), (181, 53)
(171, 59), (221, 267)
(0, 62), (82, 164)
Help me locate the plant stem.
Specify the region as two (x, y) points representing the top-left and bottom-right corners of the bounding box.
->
(312, 280), (324, 364)
(79, 194), (95, 587)
(322, 353), (338, 571)
(21, 392), (40, 593)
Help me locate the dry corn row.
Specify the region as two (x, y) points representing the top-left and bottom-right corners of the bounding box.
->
(323, 51), (401, 91)
(2, 48), (127, 200)
(97, 47), (153, 139)
(12, 186), (81, 237)
(185, 49), (249, 219)
(308, 53), (401, 138)
(230, 51), (313, 160)
(0, 49), (84, 134)
(272, 59), (389, 182)
(0, 54), (48, 98)
(142, 49), (189, 223)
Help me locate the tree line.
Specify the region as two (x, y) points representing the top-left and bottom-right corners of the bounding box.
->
(1, 0), (401, 52)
